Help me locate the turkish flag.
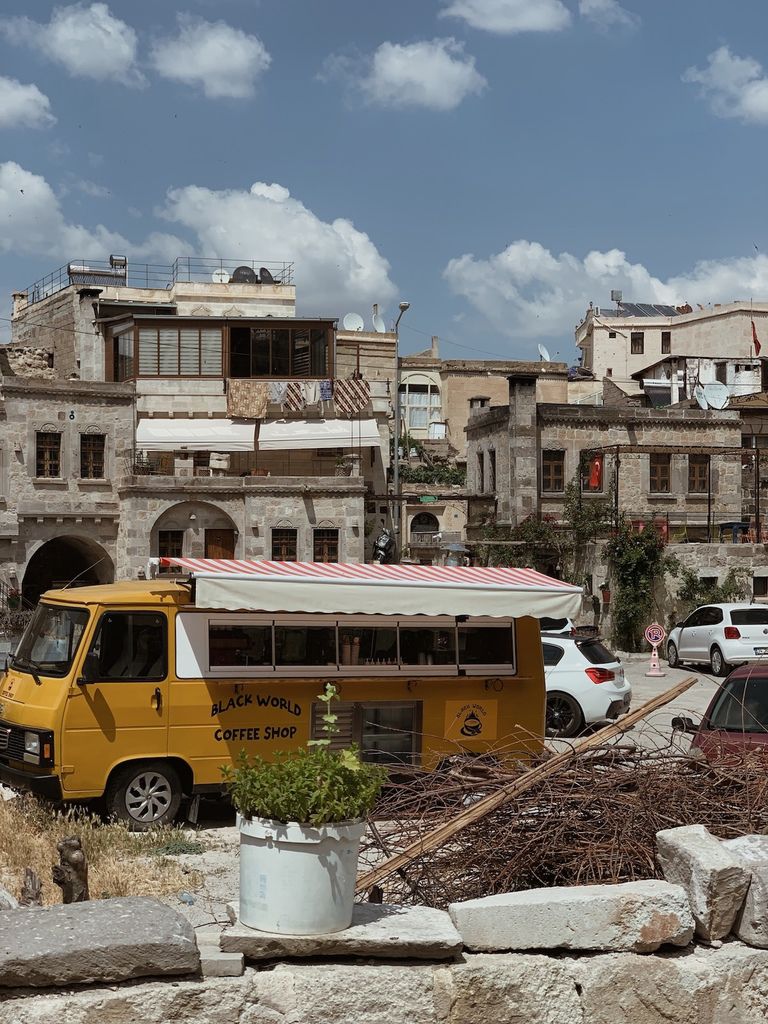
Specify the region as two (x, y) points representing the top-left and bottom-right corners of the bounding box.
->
(752, 319), (762, 356)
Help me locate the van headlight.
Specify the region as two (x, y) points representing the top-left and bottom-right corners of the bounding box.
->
(24, 732), (40, 755)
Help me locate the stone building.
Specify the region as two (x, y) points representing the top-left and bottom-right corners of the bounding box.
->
(576, 299), (768, 395)
(465, 369), (768, 602)
(3, 257), (398, 599)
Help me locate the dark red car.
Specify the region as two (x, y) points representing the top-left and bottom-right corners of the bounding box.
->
(675, 664), (768, 757)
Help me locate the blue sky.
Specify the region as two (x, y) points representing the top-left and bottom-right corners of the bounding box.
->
(2, 0), (768, 363)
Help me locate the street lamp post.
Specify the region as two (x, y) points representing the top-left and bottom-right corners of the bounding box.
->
(392, 301), (410, 558)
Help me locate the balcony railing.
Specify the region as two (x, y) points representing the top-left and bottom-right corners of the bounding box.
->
(409, 531), (463, 548)
(21, 257), (294, 307)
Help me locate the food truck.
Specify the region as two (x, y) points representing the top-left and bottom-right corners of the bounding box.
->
(0, 559), (582, 828)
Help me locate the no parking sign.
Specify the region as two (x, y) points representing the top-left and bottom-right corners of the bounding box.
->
(644, 622), (666, 678)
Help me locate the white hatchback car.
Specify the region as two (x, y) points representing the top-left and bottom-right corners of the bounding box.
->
(666, 603), (768, 676)
(542, 635), (631, 738)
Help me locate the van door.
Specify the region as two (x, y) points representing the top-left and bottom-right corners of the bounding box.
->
(61, 610), (170, 795)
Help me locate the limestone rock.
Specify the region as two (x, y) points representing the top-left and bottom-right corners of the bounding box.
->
(222, 902), (462, 960)
(447, 954), (583, 1024)
(0, 885), (18, 912)
(0, 897), (199, 988)
(449, 880), (694, 953)
(723, 834), (768, 947)
(656, 824), (751, 941)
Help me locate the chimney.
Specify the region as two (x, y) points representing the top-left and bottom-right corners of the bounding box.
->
(431, 335), (439, 358)
(12, 292), (28, 316)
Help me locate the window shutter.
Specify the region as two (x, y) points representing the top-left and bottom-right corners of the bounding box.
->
(311, 700), (356, 750)
(180, 329), (200, 375)
(201, 329), (222, 375)
(138, 329), (158, 375)
(159, 328), (179, 376)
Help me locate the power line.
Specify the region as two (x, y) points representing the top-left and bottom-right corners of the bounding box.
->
(399, 321), (517, 360)
(0, 315), (100, 339)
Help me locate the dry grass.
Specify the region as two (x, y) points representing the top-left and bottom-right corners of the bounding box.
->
(0, 795), (203, 905)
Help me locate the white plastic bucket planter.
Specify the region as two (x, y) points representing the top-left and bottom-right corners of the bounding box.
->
(238, 814), (366, 934)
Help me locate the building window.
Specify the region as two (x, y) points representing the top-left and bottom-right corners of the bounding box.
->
(228, 325), (330, 378)
(754, 576), (768, 598)
(661, 331), (671, 354)
(469, 397), (489, 410)
(488, 449), (496, 492)
(36, 432), (61, 478)
(606, 368), (613, 377)
(158, 530), (184, 571)
(583, 453), (604, 492)
(80, 434), (105, 479)
(630, 332), (645, 355)
(272, 528), (297, 561)
(398, 383), (441, 431)
(542, 451), (565, 493)
(608, 331), (617, 339)
(649, 453), (671, 493)
(688, 454), (710, 494)
(313, 528), (339, 563)
(477, 452), (485, 493)
(134, 326), (223, 379)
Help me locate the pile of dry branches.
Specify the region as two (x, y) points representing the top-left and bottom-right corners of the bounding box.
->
(362, 733), (768, 909)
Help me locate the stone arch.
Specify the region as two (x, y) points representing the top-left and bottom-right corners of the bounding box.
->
(22, 535), (114, 604)
(151, 500), (239, 562)
(410, 512), (440, 539)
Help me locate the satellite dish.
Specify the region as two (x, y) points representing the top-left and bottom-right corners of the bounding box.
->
(703, 382), (730, 410)
(229, 266), (259, 284)
(343, 312), (364, 332)
(693, 384), (709, 410)
(211, 269), (229, 284)
(372, 313), (386, 333)
(259, 267), (275, 284)
(537, 343), (551, 362)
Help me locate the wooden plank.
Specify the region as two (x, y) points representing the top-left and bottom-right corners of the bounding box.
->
(356, 675), (698, 893)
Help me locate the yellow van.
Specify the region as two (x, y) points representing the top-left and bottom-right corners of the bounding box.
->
(0, 560), (581, 828)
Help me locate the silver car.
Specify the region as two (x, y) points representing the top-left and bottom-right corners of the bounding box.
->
(666, 603), (768, 676)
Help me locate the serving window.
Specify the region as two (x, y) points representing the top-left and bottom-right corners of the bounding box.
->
(175, 612), (517, 678)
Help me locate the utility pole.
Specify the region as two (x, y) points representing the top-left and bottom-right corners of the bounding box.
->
(392, 301), (410, 558)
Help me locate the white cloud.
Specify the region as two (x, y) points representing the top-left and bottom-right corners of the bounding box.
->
(0, 162), (182, 261)
(149, 15), (271, 98)
(443, 240), (768, 342)
(323, 38), (486, 111)
(0, 163), (395, 317)
(159, 181), (396, 314)
(0, 77), (55, 129)
(578, 0), (639, 30)
(76, 180), (112, 199)
(439, 0), (571, 34)
(1, 3), (143, 86)
(684, 46), (768, 124)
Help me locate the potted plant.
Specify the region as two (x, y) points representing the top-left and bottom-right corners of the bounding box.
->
(223, 684), (386, 935)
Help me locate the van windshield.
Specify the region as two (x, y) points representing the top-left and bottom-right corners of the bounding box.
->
(13, 604), (90, 678)
(708, 676), (768, 733)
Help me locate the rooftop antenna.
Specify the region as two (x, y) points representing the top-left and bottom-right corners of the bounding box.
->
(693, 384), (709, 410)
(610, 289), (623, 312)
(537, 343), (551, 362)
(371, 303), (386, 333)
(703, 382), (730, 410)
(211, 269), (228, 284)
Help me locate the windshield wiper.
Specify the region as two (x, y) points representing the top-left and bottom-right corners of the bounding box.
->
(10, 655), (42, 686)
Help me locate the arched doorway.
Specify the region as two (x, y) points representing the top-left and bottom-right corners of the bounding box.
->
(22, 537), (114, 604)
(410, 512), (440, 543)
(151, 501), (239, 566)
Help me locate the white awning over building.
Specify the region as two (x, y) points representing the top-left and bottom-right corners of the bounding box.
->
(258, 418), (380, 451)
(136, 419), (255, 452)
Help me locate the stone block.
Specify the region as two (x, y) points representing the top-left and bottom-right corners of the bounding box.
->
(448, 880), (694, 953)
(221, 902), (462, 960)
(723, 834), (768, 947)
(199, 947), (244, 978)
(656, 824), (751, 941)
(0, 897), (199, 988)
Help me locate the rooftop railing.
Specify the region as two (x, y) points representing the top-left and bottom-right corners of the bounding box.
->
(20, 257), (295, 308)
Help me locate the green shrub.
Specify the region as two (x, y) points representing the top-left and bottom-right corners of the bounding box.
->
(222, 684), (386, 827)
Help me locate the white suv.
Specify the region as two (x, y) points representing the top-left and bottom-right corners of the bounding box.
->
(666, 604), (768, 676)
(542, 635), (631, 738)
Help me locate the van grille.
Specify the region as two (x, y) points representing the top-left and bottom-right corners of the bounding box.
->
(0, 728), (8, 751)
(0, 723), (28, 762)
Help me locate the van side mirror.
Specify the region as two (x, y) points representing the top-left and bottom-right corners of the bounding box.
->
(78, 653), (100, 684)
(671, 715), (697, 734)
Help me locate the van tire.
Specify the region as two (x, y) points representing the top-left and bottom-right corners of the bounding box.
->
(106, 761), (183, 831)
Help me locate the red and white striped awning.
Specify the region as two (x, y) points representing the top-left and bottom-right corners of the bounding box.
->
(155, 558), (583, 618)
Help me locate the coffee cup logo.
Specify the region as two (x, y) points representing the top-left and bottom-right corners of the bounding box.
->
(460, 710), (482, 737)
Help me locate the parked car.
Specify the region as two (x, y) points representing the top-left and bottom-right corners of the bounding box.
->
(673, 663), (768, 758)
(541, 635), (631, 738)
(666, 604), (768, 676)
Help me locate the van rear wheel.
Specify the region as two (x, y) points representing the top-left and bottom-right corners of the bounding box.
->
(106, 761), (183, 831)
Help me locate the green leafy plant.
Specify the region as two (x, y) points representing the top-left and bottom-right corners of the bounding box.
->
(222, 684), (386, 827)
(674, 567), (750, 616)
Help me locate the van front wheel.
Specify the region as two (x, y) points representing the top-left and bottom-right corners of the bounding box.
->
(106, 761), (183, 830)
